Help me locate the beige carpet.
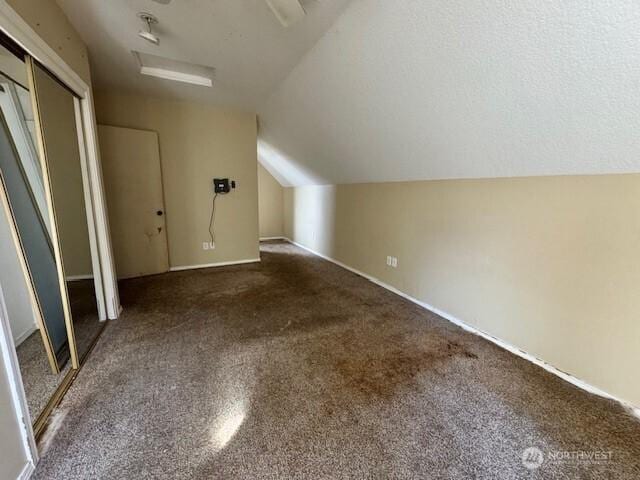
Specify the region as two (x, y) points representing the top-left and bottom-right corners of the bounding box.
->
(16, 330), (71, 422)
(16, 279), (100, 422)
(33, 241), (640, 479)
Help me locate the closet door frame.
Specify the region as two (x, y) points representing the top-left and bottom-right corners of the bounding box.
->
(0, 6), (120, 322)
(0, 3), (121, 469)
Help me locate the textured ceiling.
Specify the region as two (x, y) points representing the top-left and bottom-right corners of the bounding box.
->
(55, 0), (351, 110)
(259, 0), (640, 186)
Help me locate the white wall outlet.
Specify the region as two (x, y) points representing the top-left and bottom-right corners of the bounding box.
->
(391, 257), (398, 268)
(203, 242), (209, 250)
(386, 256), (392, 266)
(209, 241), (215, 250)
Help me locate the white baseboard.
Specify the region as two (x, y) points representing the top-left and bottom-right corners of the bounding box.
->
(260, 236), (286, 241)
(14, 325), (38, 347)
(169, 258), (261, 272)
(17, 461), (35, 480)
(66, 274), (93, 281)
(283, 237), (640, 418)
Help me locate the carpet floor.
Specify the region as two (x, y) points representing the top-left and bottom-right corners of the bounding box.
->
(17, 279), (101, 421)
(67, 279), (103, 361)
(16, 331), (71, 422)
(33, 241), (640, 479)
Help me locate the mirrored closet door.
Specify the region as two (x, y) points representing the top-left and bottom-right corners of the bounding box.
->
(28, 58), (105, 365)
(0, 44), (72, 425)
(0, 38), (106, 436)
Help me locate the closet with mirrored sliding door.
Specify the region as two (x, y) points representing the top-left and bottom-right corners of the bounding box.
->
(0, 34), (108, 439)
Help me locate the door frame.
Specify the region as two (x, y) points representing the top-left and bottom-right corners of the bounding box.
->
(0, 1), (121, 472)
(0, 1), (119, 321)
(0, 282), (37, 477)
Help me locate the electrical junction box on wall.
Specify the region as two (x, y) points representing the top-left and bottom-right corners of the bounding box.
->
(213, 178), (236, 194)
(214, 178), (230, 193)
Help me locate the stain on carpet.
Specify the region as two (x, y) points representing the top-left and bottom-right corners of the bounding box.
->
(334, 340), (478, 399)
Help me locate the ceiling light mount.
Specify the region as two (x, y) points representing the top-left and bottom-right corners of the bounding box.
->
(138, 12), (160, 45)
(265, 0), (306, 28)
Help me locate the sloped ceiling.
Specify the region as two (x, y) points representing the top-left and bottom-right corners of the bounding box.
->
(55, 0), (351, 110)
(259, 0), (640, 186)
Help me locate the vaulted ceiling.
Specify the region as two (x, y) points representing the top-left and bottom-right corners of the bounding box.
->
(57, 0), (640, 187)
(55, 0), (351, 110)
(259, 0), (640, 186)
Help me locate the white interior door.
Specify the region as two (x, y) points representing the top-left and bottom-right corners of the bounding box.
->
(98, 125), (169, 279)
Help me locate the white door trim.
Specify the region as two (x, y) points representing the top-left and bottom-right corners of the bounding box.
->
(73, 97), (106, 321)
(0, 283), (37, 476)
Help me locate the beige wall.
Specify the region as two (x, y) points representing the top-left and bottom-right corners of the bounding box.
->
(258, 163), (284, 239)
(7, 0), (91, 85)
(284, 174), (640, 408)
(95, 91), (259, 268)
